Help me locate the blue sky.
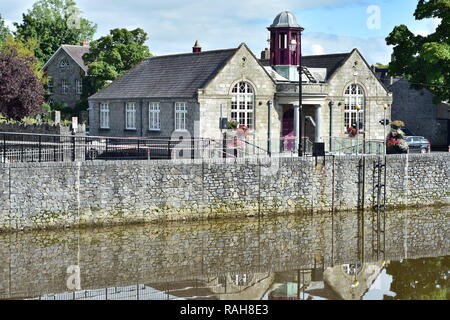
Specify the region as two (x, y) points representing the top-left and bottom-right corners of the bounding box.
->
(0, 0), (441, 64)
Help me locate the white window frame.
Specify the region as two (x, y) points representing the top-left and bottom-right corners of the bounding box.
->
(344, 84), (365, 130)
(175, 102), (187, 131)
(125, 102), (137, 130)
(62, 79), (69, 94)
(100, 103), (110, 129)
(149, 102), (161, 131)
(231, 82), (255, 130)
(76, 79), (82, 94)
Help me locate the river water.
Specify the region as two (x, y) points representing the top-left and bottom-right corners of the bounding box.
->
(0, 207), (448, 300)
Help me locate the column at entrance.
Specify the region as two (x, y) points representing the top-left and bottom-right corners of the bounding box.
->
(294, 105), (300, 139)
(315, 104), (322, 143)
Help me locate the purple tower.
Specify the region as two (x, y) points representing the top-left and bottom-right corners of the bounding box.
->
(268, 11), (303, 67)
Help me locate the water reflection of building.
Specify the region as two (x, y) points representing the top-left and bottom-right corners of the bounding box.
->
(267, 261), (389, 300)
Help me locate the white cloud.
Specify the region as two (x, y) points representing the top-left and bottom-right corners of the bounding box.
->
(303, 32), (392, 64)
(413, 17), (441, 36)
(311, 44), (325, 55)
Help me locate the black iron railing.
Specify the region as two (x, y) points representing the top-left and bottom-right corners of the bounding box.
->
(0, 132), (234, 163)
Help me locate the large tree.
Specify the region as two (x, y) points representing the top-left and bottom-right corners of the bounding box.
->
(386, 0), (450, 103)
(0, 48), (45, 120)
(0, 35), (46, 84)
(14, 0), (97, 63)
(0, 14), (11, 44)
(82, 28), (152, 92)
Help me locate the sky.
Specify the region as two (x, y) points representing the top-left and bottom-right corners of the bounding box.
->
(0, 0), (442, 65)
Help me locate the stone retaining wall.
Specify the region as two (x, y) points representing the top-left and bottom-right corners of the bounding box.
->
(0, 153), (448, 231)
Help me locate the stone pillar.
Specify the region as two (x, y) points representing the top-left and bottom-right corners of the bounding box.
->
(315, 104), (322, 142)
(294, 104), (300, 139)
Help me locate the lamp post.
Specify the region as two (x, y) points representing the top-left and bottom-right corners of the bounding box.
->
(356, 104), (361, 155)
(383, 104), (389, 156)
(295, 28), (305, 157)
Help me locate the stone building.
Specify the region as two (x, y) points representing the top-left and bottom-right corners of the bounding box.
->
(374, 67), (450, 149)
(42, 43), (90, 110)
(88, 11), (392, 153)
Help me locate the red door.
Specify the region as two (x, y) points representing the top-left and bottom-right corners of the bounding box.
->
(282, 109), (295, 152)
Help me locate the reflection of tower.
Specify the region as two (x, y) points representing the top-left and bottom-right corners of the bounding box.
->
(267, 11), (304, 81)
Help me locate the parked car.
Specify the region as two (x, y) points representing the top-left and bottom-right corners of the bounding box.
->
(405, 136), (431, 154)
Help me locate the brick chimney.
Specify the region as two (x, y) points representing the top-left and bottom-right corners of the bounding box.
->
(82, 40), (90, 47)
(193, 40), (202, 53)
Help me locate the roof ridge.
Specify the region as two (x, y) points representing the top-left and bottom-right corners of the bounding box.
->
(303, 52), (351, 58)
(145, 48), (238, 60)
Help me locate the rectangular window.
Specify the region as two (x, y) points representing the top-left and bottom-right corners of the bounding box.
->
(48, 77), (53, 94)
(100, 103), (109, 129)
(149, 102), (160, 130)
(76, 79), (82, 94)
(126, 102), (136, 130)
(175, 102), (187, 131)
(62, 79), (68, 94)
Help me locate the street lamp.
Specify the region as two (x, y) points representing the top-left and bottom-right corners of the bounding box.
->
(297, 28), (305, 157)
(383, 104), (389, 155)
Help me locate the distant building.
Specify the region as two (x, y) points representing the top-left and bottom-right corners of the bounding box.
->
(42, 42), (90, 110)
(88, 12), (392, 153)
(374, 66), (450, 149)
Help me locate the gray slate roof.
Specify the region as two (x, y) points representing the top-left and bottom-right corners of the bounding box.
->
(89, 48), (238, 100)
(302, 53), (350, 80)
(61, 45), (90, 72)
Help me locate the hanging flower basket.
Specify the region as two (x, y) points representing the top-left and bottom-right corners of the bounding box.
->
(347, 126), (359, 138)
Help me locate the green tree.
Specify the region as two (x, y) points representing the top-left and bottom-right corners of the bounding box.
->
(14, 0), (97, 63)
(82, 28), (152, 92)
(0, 14), (11, 44)
(0, 35), (46, 84)
(386, 0), (450, 103)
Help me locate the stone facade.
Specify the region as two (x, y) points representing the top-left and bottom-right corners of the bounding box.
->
(43, 47), (87, 110)
(0, 154), (448, 232)
(389, 78), (449, 148)
(197, 45), (279, 144)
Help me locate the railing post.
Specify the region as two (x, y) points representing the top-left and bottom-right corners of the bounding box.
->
(71, 135), (76, 162)
(223, 132), (227, 159)
(105, 138), (109, 161)
(38, 135), (42, 163)
(167, 138), (172, 160)
(2, 134), (5, 163)
(191, 138), (195, 160)
(54, 136), (57, 162)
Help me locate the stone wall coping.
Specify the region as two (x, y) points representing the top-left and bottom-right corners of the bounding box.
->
(0, 152), (449, 169)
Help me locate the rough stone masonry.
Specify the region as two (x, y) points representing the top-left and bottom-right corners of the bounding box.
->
(0, 153), (448, 231)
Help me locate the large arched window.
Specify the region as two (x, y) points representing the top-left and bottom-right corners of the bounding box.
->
(231, 82), (254, 129)
(344, 84), (365, 130)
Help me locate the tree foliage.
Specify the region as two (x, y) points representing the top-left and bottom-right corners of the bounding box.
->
(0, 35), (46, 84)
(0, 14), (11, 44)
(13, 0), (97, 63)
(386, 0), (450, 103)
(0, 48), (45, 120)
(82, 28), (152, 92)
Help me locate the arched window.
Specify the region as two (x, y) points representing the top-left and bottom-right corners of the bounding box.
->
(59, 59), (69, 69)
(344, 84), (365, 130)
(231, 82), (254, 129)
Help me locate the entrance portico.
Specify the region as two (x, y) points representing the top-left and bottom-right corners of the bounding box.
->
(276, 93), (327, 151)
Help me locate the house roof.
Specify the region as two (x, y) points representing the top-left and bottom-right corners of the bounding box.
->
(302, 52), (351, 80)
(42, 45), (90, 72)
(89, 48), (239, 100)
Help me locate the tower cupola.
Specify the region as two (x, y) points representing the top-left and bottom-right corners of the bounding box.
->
(268, 11), (303, 66)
